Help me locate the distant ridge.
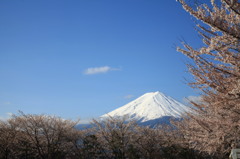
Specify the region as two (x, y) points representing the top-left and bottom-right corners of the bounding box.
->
(101, 91), (189, 123)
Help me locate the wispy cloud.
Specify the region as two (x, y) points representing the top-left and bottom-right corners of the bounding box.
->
(183, 96), (203, 105)
(4, 102), (11, 105)
(124, 94), (134, 99)
(0, 112), (13, 121)
(0, 102), (12, 107)
(83, 66), (120, 75)
(78, 118), (92, 124)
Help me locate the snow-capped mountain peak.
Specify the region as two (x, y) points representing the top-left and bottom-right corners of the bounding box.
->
(101, 91), (189, 122)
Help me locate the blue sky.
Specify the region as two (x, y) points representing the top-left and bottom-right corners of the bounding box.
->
(0, 0), (202, 121)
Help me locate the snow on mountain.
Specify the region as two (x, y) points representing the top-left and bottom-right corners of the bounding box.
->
(101, 91), (189, 122)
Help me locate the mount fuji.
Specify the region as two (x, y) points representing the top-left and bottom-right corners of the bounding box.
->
(101, 91), (189, 125)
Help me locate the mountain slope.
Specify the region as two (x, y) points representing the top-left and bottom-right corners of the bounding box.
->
(101, 91), (189, 123)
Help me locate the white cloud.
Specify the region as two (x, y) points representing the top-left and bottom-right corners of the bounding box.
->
(0, 102), (12, 107)
(0, 112), (13, 121)
(124, 94), (134, 99)
(183, 96), (203, 105)
(83, 66), (120, 75)
(4, 102), (11, 105)
(6, 112), (13, 116)
(78, 118), (92, 124)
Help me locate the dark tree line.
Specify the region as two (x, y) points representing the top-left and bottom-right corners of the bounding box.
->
(1, 0), (239, 158)
(0, 113), (205, 159)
